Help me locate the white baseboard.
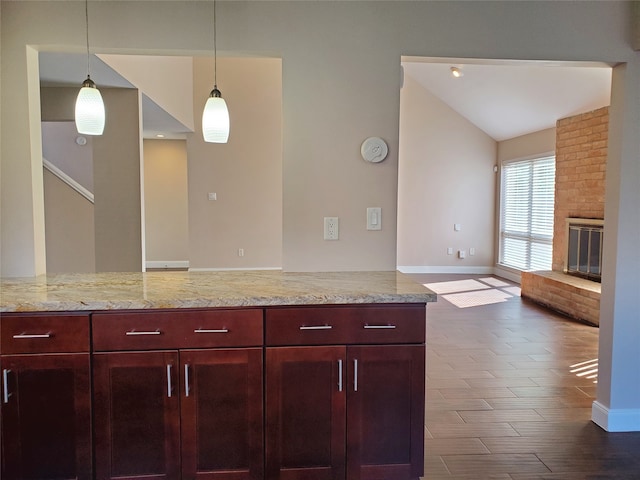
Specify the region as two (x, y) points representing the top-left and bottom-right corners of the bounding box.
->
(189, 267), (283, 272)
(592, 401), (640, 432)
(397, 266), (495, 275)
(146, 260), (190, 269)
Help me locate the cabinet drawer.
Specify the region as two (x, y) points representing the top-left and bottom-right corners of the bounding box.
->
(0, 314), (90, 354)
(265, 304), (425, 346)
(92, 309), (263, 351)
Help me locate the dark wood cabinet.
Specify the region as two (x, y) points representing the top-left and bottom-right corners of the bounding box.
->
(181, 348), (263, 479)
(346, 345), (425, 480)
(0, 314), (92, 480)
(93, 351), (181, 480)
(1, 303), (426, 480)
(265, 346), (346, 480)
(92, 309), (264, 480)
(265, 305), (426, 480)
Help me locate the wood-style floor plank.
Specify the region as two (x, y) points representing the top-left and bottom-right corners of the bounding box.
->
(412, 273), (640, 480)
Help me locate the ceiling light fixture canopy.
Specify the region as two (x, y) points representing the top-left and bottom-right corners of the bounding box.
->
(450, 66), (464, 78)
(202, 0), (230, 143)
(75, 0), (105, 135)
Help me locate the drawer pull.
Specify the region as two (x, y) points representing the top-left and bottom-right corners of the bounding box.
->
(13, 333), (52, 339)
(363, 324), (396, 330)
(353, 359), (359, 392)
(184, 364), (190, 397)
(299, 325), (333, 331)
(125, 330), (161, 336)
(194, 328), (229, 334)
(3, 369), (11, 404)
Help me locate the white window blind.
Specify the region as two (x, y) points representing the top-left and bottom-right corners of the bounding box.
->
(500, 156), (555, 271)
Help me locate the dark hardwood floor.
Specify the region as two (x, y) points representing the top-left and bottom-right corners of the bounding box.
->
(409, 273), (640, 480)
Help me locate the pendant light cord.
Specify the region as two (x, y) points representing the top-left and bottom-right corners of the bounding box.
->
(85, 0), (91, 78)
(213, 0), (218, 88)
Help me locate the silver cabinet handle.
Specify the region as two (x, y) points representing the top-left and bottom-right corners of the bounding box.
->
(354, 359), (359, 392)
(184, 364), (190, 397)
(3, 369), (10, 404)
(364, 324), (396, 329)
(299, 325), (332, 330)
(338, 359), (343, 392)
(125, 330), (161, 336)
(194, 328), (229, 334)
(167, 365), (173, 398)
(13, 333), (52, 339)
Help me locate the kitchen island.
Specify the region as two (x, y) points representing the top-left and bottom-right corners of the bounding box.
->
(1, 271), (435, 480)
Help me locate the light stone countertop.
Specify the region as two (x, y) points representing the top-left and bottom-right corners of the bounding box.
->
(0, 270), (437, 313)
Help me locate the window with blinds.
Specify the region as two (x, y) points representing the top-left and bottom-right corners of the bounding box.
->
(499, 156), (555, 271)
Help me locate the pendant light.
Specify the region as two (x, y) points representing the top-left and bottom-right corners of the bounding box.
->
(75, 0), (105, 135)
(202, 0), (230, 143)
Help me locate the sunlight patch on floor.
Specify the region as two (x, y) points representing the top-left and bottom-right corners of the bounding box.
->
(570, 358), (599, 384)
(424, 277), (517, 308)
(442, 288), (513, 308)
(502, 286), (521, 296)
(479, 277), (510, 288)
(422, 279), (490, 294)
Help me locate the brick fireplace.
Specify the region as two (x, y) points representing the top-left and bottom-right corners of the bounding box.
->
(521, 107), (608, 326)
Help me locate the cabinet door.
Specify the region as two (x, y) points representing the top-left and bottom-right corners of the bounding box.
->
(93, 351), (180, 480)
(180, 348), (263, 480)
(0, 353), (92, 480)
(265, 346), (346, 480)
(346, 345), (425, 480)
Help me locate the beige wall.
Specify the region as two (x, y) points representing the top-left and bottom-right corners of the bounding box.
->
(397, 74), (496, 271)
(40, 87), (142, 272)
(633, 1), (640, 51)
(41, 121), (94, 193)
(497, 127), (556, 164)
(41, 87), (77, 122)
(143, 139), (190, 266)
(93, 88), (143, 272)
(187, 57), (282, 270)
(43, 169), (95, 273)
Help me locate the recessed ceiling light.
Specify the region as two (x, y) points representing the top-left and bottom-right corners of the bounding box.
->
(450, 66), (464, 78)
(156, 134), (165, 138)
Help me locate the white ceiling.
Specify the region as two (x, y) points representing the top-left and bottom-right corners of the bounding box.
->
(39, 53), (613, 142)
(402, 57), (612, 141)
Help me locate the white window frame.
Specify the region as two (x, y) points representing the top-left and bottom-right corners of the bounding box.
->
(499, 154), (556, 272)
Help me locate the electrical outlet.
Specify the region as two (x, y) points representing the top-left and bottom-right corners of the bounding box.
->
(447, 247), (453, 255)
(238, 248), (244, 257)
(458, 249), (466, 259)
(324, 217), (339, 240)
(469, 247), (475, 256)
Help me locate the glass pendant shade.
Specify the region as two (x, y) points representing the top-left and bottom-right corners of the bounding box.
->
(75, 77), (105, 135)
(202, 88), (229, 143)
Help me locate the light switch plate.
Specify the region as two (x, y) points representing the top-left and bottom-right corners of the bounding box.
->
(367, 207), (382, 230)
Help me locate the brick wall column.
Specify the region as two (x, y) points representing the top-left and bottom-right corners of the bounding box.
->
(553, 107), (608, 271)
